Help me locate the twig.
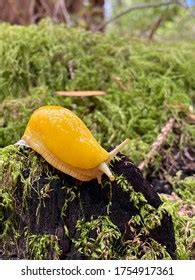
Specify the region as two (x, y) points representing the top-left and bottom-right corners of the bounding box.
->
(60, 0), (72, 27)
(56, 91), (106, 97)
(112, 76), (127, 91)
(53, 0), (72, 26)
(147, 16), (163, 41)
(95, 0), (186, 31)
(67, 61), (75, 80)
(138, 118), (175, 171)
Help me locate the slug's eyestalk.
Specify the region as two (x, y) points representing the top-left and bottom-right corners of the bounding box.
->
(97, 138), (129, 183)
(98, 162), (115, 182)
(108, 139), (129, 162)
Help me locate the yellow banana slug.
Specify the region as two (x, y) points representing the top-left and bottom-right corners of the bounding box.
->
(22, 106), (129, 183)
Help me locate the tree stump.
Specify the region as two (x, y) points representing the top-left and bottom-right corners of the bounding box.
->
(0, 145), (176, 259)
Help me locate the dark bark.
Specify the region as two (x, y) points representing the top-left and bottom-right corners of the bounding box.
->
(66, 0), (83, 13)
(0, 0), (105, 31)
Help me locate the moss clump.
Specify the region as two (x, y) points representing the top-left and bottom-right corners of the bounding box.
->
(27, 234), (61, 260)
(126, 238), (172, 260)
(0, 87), (60, 147)
(158, 195), (194, 260)
(173, 173), (195, 202)
(171, 174), (195, 259)
(0, 145), (62, 259)
(0, 190), (15, 238)
(74, 216), (121, 259)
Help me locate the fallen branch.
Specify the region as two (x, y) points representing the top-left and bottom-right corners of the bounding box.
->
(95, 0), (186, 31)
(138, 118), (175, 171)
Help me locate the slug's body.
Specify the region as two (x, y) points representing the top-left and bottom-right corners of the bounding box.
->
(20, 106), (129, 183)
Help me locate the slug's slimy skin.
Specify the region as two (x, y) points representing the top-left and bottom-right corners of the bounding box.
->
(21, 106), (129, 183)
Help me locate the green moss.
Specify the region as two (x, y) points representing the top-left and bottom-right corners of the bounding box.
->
(167, 173), (194, 259)
(0, 190), (15, 238)
(0, 20), (194, 165)
(125, 237), (172, 260)
(159, 196), (194, 260)
(115, 173), (194, 259)
(140, 204), (162, 231)
(74, 216), (121, 259)
(0, 145), (22, 187)
(0, 87), (63, 147)
(116, 175), (147, 208)
(0, 145), (37, 194)
(27, 233), (61, 260)
(0, 145), (62, 259)
(173, 173), (195, 202)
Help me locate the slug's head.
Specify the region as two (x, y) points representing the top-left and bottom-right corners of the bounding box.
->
(95, 138), (129, 183)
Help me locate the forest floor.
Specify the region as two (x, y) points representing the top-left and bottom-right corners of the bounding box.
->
(0, 21), (194, 259)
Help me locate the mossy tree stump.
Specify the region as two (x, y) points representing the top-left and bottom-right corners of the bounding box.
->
(0, 145), (176, 260)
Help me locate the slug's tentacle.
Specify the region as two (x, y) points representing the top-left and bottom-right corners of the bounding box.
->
(98, 162), (115, 182)
(96, 139), (129, 183)
(107, 138), (129, 163)
(15, 139), (30, 147)
(97, 174), (102, 184)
